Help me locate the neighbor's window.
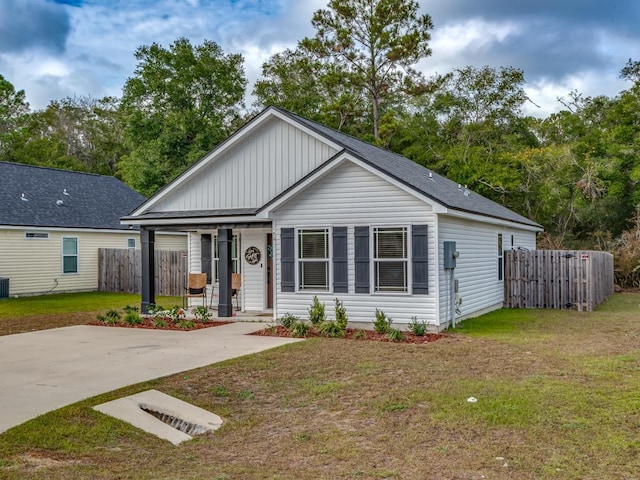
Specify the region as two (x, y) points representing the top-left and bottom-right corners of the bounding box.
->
(498, 233), (504, 281)
(62, 237), (78, 274)
(213, 234), (239, 281)
(127, 238), (136, 249)
(298, 229), (329, 291)
(24, 232), (49, 240)
(373, 227), (408, 293)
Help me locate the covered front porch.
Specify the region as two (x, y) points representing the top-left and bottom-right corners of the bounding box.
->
(132, 214), (274, 319)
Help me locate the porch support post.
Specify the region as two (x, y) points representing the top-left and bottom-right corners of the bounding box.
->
(217, 228), (233, 317)
(140, 227), (156, 314)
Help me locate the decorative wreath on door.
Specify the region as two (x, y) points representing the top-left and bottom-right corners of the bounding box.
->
(244, 246), (261, 265)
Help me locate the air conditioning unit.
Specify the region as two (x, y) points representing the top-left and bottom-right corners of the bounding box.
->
(0, 278), (9, 299)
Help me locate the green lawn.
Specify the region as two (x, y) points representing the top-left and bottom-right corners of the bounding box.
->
(0, 292), (182, 335)
(0, 293), (639, 479)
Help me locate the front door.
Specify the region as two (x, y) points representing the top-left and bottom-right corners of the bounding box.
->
(266, 233), (273, 309)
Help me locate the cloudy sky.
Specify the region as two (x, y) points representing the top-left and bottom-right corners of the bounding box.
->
(1, 0), (638, 117)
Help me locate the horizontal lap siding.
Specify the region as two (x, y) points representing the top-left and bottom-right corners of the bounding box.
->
(0, 229), (181, 296)
(154, 119), (337, 211)
(437, 217), (537, 323)
(273, 161), (437, 326)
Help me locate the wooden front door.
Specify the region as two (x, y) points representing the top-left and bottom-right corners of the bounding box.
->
(266, 233), (273, 309)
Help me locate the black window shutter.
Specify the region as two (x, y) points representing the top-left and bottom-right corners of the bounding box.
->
(333, 227), (348, 293)
(281, 228), (295, 292)
(354, 226), (370, 294)
(201, 234), (212, 284)
(412, 224), (429, 294)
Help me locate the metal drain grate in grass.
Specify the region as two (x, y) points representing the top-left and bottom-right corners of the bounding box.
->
(94, 389), (223, 445)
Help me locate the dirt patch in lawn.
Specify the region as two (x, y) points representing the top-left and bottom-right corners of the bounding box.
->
(0, 312), (98, 336)
(251, 324), (445, 343)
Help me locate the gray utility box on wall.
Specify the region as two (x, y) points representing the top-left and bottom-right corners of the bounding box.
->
(0, 278), (9, 299)
(443, 241), (457, 269)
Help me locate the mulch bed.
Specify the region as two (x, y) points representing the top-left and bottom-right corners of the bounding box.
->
(89, 318), (232, 331)
(251, 325), (444, 343)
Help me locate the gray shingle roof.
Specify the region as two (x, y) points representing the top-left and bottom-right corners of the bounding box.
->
(0, 162), (146, 230)
(275, 107), (541, 228)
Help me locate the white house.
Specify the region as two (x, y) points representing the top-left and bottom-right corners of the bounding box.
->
(123, 107), (542, 330)
(0, 162), (186, 297)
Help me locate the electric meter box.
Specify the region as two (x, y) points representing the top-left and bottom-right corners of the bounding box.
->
(443, 241), (457, 269)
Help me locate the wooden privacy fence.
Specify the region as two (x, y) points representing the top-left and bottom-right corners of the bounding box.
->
(98, 248), (188, 297)
(504, 250), (614, 312)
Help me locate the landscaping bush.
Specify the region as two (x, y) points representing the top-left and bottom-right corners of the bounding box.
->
(97, 309), (121, 325)
(291, 321), (310, 338)
(334, 298), (348, 330)
(407, 316), (427, 336)
(318, 320), (345, 338)
(192, 305), (210, 322)
(373, 308), (392, 334)
(124, 310), (143, 325)
(308, 296), (326, 326)
(280, 312), (299, 329)
(387, 328), (404, 342)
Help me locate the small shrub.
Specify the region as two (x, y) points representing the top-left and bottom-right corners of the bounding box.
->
(169, 306), (185, 323)
(124, 311), (143, 325)
(176, 319), (196, 329)
(353, 329), (366, 339)
(387, 328), (403, 342)
(152, 317), (167, 328)
(97, 311), (120, 325)
(407, 316), (427, 336)
(123, 304), (139, 314)
(319, 320), (345, 338)
(291, 321), (310, 338)
(334, 298), (348, 330)
(147, 304), (164, 315)
(373, 309), (392, 334)
(280, 312), (299, 329)
(308, 296), (326, 326)
(192, 305), (210, 322)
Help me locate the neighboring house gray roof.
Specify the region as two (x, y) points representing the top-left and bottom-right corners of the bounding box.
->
(274, 107), (541, 228)
(0, 161), (145, 230)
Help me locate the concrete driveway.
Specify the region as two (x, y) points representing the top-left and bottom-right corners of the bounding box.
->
(0, 322), (300, 433)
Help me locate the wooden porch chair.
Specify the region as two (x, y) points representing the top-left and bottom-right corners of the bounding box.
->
(231, 273), (241, 311)
(184, 273), (207, 308)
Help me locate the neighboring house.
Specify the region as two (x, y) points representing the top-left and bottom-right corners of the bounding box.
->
(0, 162), (186, 297)
(123, 107), (542, 330)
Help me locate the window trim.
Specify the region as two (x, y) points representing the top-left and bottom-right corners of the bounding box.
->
(24, 232), (50, 240)
(371, 225), (410, 294)
(62, 236), (79, 275)
(296, 227), (331, 292)
(127, 238), (136, 249)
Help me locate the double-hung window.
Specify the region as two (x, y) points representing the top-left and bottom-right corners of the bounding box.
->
(213, 234), (239, 282)
(373, 227), (408, 292)
(497, 233), (504, 281)
(298, 228), (329, 291)
(62, 237), (78, 274)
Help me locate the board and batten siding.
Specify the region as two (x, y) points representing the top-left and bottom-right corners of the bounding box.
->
(0, 229), (185, 296)
(153, 118), (338, 212)
(437, 216), (537, 325)
(272, 160), (437, 326)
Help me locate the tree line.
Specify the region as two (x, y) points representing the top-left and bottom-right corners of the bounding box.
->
(0, 0), (638, 285)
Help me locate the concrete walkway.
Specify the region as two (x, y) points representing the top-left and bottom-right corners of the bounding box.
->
(0, 322), (300, 433)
